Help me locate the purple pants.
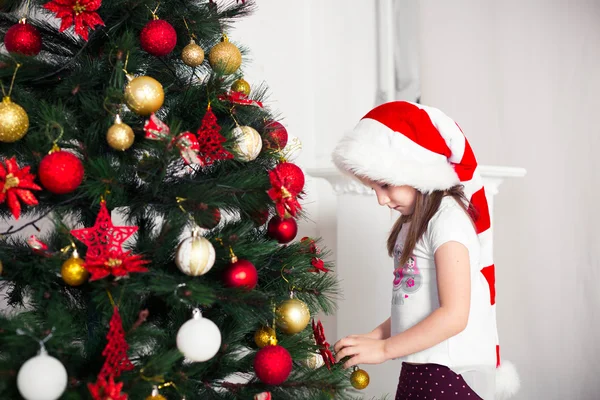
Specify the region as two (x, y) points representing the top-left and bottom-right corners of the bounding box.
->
(395, 363), (482, 400)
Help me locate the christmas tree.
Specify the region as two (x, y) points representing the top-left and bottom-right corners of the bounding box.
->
(0, 0), (369, 398)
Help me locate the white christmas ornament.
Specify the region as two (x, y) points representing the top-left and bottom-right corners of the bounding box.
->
(232, 126), (262, 162)
(175, 229), (216, 276)
(17, 349), (68, 400)
(176, 308), (221, 362)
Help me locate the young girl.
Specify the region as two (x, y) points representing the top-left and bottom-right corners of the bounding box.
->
(331, 101), (519, 400)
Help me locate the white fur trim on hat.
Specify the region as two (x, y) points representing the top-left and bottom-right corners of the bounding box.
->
(496, 360), (520, 399)
(332, 118), (460, 193)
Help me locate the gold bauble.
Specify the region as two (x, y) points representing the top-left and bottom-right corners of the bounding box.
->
(275, 298), (310, 334)
(208, 35), (242, 75)
(145, 395), (166, 400)
(61, 251), (89, 286)
(0, 260), (3, 275)
(107, 115), (134, 151)
(254, 326), (278, 348)
(232, 125), (262, 162)
(350, 367), (370, 390)
(0, 96), (28, 143)
(231, 78), (250, 96)
(182, 39), (205, 67)
(124, 75), (164, 116)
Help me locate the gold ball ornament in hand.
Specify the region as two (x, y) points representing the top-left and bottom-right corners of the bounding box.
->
(232, 125), (262, 162)
(209, 35), (242, 75)
(254, 326), (278, 348)
(231, 78), (250, 96)
(107, 115), (134, 151)
(350, 367), (370, 390)
(275, 298), (311, 334)
(61, 250), (89, 286)
(182, 39), (205, 67)
(124, 75), (164, 116)
(0, 96), (28, 143)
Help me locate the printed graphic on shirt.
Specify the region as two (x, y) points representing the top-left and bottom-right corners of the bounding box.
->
(392, 244), (422, 305)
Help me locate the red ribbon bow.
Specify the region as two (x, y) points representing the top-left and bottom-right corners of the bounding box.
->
(218, 91), (263, 108)
(312, 319), (335, 370)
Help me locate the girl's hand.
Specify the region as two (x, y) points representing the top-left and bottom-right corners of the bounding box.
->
(333, 335), (388, 369)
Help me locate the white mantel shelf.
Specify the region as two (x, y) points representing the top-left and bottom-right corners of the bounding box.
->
(307, 165), (527, 196)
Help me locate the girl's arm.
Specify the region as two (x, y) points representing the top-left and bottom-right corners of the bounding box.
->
(334, 241), (471, 368)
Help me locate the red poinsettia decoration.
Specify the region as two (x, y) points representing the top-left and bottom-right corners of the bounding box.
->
(312, 319), (335, 370)
(267, 162), (305, 218)
(43, 0), (105, 41)
(301, 237), (330, 273)
(85, 250), (149, 281)
(0, 157), (41, 220)
(195, 106), (233, 166)
(88, 375), (127, 400)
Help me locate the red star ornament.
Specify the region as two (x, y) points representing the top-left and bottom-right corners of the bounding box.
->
(71, 200), (138, 262)
(0, 157), (41, 220)
(43, 0), (104, 41)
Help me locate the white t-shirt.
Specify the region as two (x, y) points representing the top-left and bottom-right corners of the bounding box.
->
(391, 196), (497, 399)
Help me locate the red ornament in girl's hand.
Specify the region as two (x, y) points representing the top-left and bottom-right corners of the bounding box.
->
(4, 21), (42, 56)
(39, 150), (84, 194)
(267, 216), (297, 244)
(140, 19), (177, 57)
(223, 259), (258, 290)
(253, 345), (292, 385)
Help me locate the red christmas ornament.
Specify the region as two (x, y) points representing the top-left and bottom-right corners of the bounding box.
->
(0, 157), (41, 220)
(312, 319), (335, 370)
(71, 200), (138, 262)
(267, 162), (305, 218)
(253, 345), (293, 385)
(223, 258), (258, 290)
(43, 0), (104, 41)
(267, 216), (297, 244)
(196, 106), (233, 166)
(88, 375), (127, 400)
(4, 20), (42, 56)
(263, 121), (288, 150)
(85, 249), (149, 281)
(98, 307), (135, 379)
(140, 18), (177, 57)
(38, 150), (84, 194)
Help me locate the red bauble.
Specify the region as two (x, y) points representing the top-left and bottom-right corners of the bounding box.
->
(254, 345), (293, 385)
(263, 121), (288, 150)
(223, 259), (258, 290)
(39, 150), (84, 194)
(140, 19), (177, 56)
(4, 21), (42, 56)
(273, 162), (305, 194)
(267, 216), (297, 244)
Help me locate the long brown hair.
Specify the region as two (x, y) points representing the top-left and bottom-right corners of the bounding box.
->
(387, 185), (476, 267)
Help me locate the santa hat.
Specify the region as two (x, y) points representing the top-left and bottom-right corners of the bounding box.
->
(332, 101), (520, 399)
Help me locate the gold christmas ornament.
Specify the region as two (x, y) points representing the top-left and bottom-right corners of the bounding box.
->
(124, 75), (164, 116)
(106, 115), (134, 151)
(146, 386), (166, 400)
(232, 125), (262, 162)
(254, 326), (278, 348)
(0, 260), (3, 275)
(231, 78), (250, 96)
(175, 229), (216, 276)
(182, 39), (205, 67)
(0, 96), (28, 143)
(275, 297), (310, 334)
(208, 35), (242, 75)
(350, 367), (370, 390)
(61, 250), (89, 286)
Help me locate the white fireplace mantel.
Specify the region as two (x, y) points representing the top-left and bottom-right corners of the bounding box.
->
(307, 164), (526, 398)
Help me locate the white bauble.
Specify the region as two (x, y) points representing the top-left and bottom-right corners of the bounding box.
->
(17, 352), (68, 400)
(175, 233), (216, 276)
(176, 308), (221, 362)
(232, 126), (262, 162)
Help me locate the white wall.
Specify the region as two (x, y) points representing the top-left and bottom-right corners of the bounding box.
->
(420, 1), (600, 399)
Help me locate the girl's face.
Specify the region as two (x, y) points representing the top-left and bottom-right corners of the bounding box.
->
(359, 177), (418, 215)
